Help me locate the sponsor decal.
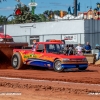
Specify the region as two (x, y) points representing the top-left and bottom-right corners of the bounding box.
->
(24, 54), (37, 58)
(62, 35), (78, 42)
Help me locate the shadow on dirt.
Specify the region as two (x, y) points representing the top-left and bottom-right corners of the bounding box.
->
(29, 66), (98, 73)
(63, 68), (98, 73)
(29, 66), (50, 71)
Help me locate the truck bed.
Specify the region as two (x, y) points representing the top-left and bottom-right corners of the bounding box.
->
(0, 42), (28, 48)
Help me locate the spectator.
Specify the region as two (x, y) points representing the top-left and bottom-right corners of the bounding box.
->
(32, 40), (37, 51)
(64, 44), (69, 55)
(61, 40), (65, 49)
(84, 42), (91, 53)
(75, 43), (84, 55)
(68, 44), (74, 55)
(64, 44), (75, 55)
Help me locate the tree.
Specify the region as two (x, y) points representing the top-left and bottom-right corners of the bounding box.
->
(0, 15), (7, 24)
(54, 10), (60, 16)
(12, 3), (46, 23)
(0, 0), (6, 2)
(13, 4), (34, 23)
(43, 10), (68, 20)
(0, 1), (68, 24)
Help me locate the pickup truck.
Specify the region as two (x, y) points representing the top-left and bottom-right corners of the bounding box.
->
(11, 40), (88, 72)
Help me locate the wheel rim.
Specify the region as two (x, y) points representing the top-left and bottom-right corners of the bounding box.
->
(55, 61), (62, 71)
(13, 56), (18, 67)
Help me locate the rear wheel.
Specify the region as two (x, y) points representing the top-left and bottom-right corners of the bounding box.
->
(11, 52), (24, 69)
(53, 59), (64, 72)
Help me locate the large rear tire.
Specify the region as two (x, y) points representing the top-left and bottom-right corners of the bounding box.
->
(11, 52), (24, 70)
(53, 59), (64, 72)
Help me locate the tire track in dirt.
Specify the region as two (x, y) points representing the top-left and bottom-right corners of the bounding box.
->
(0, 65), (100, 84)
(0, 71), (100, 84)
(0, 78), (100, 96)
(0, 75), (100, 84)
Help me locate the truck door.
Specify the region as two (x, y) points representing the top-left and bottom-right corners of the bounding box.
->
(34, 44), (45, 59)
(32, 44), (47, 67)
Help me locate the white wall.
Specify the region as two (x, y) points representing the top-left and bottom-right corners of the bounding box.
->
(31, 20), (84, 35)
(6, 20), (85, 36)
(43, 35), (61, 42)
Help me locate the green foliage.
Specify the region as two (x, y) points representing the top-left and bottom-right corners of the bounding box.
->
(0, 2), (68, 24)
(0, 15), (7, 24)
(0, 0), (6, 2)
(53, 10), (60, 16)
(12, 3), (68, 24)
(12, 4), (44, 24)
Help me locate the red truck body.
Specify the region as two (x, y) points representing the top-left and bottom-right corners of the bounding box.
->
(11, 41), (88, 72)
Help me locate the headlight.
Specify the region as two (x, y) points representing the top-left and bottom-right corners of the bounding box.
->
(82, 58), (87, 62)
(63, 59), (70, 62)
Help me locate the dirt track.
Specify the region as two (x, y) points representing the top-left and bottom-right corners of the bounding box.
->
(0, 65), (100, 100)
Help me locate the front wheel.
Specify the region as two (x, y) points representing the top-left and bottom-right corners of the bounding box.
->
(11, 52), (24, 70)
(53, 60), (64, 72)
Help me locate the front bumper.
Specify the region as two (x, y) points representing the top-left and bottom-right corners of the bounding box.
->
(61, 64), (88, 69)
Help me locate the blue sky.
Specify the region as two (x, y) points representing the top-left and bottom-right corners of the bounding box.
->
(0, 0), (100, 16)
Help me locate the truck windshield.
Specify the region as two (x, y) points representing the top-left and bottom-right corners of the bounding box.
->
(45, 44), (62, 53)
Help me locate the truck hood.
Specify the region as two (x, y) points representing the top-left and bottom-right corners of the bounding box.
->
(48, 53), (86, 59)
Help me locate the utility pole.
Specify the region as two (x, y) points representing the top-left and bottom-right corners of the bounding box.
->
(74, 0), (77, 16)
